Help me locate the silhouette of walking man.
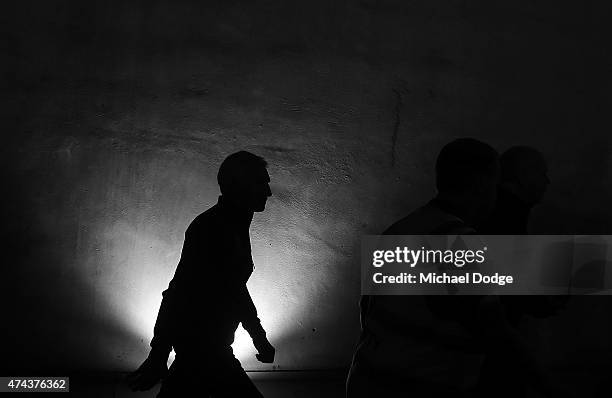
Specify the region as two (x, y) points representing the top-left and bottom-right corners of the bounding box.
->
(128, 151), (275, 397)
(480, 145), (550, 234)
(346, 138), (500, 398)
(477, 146), (564, 398)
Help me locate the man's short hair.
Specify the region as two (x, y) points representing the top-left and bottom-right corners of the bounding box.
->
(217, 151), (268, 194)
(436, 138), (499, 194)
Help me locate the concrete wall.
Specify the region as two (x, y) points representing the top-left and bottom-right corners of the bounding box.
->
(3, 0), (611, 373)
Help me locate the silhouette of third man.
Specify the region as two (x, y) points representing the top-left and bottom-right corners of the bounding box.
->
(129, 151), (275, 397)
(481, 145), (550, 234)
(477, 146), (564, 398)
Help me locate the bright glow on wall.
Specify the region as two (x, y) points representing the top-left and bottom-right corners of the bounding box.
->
(72, 144), (361, 372)
(85, 203), (321, 370)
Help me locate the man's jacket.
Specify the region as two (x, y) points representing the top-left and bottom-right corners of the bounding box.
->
(150, 196), (266, 357)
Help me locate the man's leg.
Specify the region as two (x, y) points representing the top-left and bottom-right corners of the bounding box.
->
(209, 354), (264, 398)
(156, 350), (263, 398)
(157, 356), (216, 398)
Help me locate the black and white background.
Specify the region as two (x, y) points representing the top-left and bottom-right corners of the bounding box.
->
(2, 1), (611, 396)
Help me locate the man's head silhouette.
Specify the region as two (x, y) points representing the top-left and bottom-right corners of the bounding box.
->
(218, 151), (272, 212)
(435, 138), (500, 224)
(500, 146), (549, 206)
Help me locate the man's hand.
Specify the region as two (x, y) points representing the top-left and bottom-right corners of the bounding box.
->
(254, 338), (276, 363)
(126, 350), (169, 391)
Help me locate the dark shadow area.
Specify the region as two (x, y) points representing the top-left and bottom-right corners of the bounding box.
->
(0, 143), (143, 375)
(348, 139), (612, 398)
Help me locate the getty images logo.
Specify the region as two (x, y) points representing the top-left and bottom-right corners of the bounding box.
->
(372, 246), (488, 268)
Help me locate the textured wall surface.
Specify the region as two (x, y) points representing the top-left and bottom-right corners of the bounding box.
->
(3, 0), (611, 373)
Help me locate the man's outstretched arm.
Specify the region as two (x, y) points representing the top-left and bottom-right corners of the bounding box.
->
(240, 285), (275, 363)
(128, 274), (187, 391)
(150, 271), (188, 356)
(127, 285), (175, 391)
(128, 227), (199, 391)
